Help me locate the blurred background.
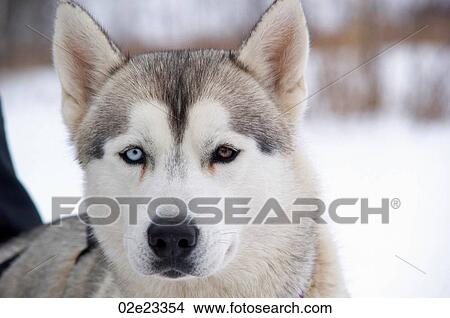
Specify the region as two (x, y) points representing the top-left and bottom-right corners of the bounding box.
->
(0, 0), (449, 297)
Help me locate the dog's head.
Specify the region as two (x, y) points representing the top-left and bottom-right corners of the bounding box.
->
(53, 0), (314, 282)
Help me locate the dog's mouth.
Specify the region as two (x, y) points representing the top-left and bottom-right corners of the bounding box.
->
(152, 259), (197, 279)
(159, 269), (187, 279)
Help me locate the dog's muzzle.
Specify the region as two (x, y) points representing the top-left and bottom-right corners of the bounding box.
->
(147, 218), (199, 278)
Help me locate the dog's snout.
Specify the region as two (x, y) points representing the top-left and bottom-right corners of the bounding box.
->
(147, 221), (198, 259)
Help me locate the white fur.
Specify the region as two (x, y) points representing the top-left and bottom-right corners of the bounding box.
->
(53, 0), (348, 297)
(82, 97), (347, 297)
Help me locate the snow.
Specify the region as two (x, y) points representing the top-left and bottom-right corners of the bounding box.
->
(0, 68), (83, 210)
(303, 117), (450, 297)
(1, 66), (449, 297)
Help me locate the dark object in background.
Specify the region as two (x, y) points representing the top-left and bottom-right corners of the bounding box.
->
(0, 98), (41, 243)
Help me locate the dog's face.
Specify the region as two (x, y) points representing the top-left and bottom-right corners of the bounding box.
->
(53, 0), (312, 281)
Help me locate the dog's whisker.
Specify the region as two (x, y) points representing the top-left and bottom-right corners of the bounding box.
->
(217, 240), (231, 244)
(218, 230), (238, 234)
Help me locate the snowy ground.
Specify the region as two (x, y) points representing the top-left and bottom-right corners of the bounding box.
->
(1, 66), (449, 297)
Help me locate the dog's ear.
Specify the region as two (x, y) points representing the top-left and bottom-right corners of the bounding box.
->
(53, 1), (125, 135)
(238, 0), (309, 122)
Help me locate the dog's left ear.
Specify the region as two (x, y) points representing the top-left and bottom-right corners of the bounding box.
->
(238, 0), (309, 122)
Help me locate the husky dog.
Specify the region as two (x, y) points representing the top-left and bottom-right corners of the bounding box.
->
(0, 0), (347, 297)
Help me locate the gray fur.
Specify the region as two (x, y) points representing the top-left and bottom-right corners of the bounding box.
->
(76, 50), (293, 165)
(0, 217), (113, 297)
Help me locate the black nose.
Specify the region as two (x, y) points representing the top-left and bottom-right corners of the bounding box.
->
(147, 220), (198, 259)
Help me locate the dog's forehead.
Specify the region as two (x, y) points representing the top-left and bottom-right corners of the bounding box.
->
(77, 50), (292, 164)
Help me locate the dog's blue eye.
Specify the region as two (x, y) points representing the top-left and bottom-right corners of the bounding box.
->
(120, 147), (145, 165)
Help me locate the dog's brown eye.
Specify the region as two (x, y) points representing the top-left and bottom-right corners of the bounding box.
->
(211, 145), (240, 164)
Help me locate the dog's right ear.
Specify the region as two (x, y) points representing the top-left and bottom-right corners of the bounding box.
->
(238, 0), (309, 125)
(53, 1), (125, 135)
